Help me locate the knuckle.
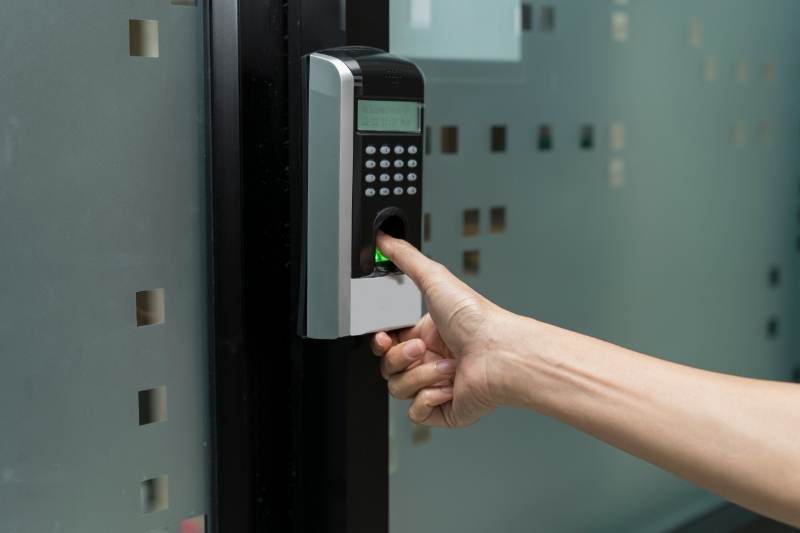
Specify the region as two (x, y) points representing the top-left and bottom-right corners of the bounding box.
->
(385, 349), (404, 374)
(430, 262), (448, 276)
(420, 388), (436, 406)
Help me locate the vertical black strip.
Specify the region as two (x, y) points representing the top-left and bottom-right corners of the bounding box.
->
(346, 0), (389, 49)
(210, 0), (391, 531)
(240, 0), (300, 530)
(206, 0), (250, 532)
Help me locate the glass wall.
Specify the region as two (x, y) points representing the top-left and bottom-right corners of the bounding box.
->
(389, 1), (800, 531)
(0, 2), (211, 532)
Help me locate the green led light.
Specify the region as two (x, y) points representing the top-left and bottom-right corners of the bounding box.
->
(375, 247), (391, 264)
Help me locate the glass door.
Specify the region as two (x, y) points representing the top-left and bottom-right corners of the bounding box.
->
(0, 2), (211, 532)
(388, 1), (800, 531)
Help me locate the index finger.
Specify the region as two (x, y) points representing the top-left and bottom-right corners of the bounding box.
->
(376, 232), (442, 291)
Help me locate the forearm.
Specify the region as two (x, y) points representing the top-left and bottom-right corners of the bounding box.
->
(500, 316), (800, 526)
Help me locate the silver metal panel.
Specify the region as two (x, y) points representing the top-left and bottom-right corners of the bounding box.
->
(350, 275), (421, 336)
(306, 53), (355, 339)
(390, 1), (800, 532)
(0, 2), (210, 532)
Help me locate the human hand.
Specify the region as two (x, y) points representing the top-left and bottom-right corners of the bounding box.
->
(371, 232), (525, 428)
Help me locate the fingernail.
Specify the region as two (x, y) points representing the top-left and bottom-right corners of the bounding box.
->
(403, 340), (424, 360)
(435, 359), (456, 374)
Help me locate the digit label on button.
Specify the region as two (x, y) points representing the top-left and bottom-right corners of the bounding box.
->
(407, 186), (417, 195)
(380, 145), (391, 155)
(380, 173), (391, 182)
(365, 145), (377, 155)
(365, 174), (376, 183)
(407, 173), (417, 182)
(407, 159), (418, 168)
(394, 173), (404, 182)
(394, 160), (405, 168)
(365, 160), (376, 169)
(365, 188), (376, 197)
(379, 188), (390, 196)
(380, 160), (391, 168)
(394, 145), (405, 155)
(393, 187), (404, 196)
(407, 145), (418, 155)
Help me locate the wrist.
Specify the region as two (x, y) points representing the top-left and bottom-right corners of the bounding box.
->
(489, 313), (565, 411)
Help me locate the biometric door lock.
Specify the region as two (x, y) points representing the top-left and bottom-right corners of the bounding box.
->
(299, 46), (425, 339)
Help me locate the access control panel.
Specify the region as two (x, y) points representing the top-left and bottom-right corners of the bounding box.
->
(354, 129), (423, 276)
(300, 47), (425, 339)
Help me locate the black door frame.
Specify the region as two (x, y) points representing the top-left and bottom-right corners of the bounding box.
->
(207, 0), (391, 531)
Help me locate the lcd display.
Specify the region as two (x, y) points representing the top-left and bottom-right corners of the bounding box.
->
(357, 100), (421, 133)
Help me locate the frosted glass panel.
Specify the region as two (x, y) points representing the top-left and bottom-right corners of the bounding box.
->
(390, 1), (800, 532)
(0, 1), (211, 532)
(390, 0), (522, 61)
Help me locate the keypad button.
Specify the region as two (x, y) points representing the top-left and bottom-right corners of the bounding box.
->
(393, 173), (404, 182)
(380, 159), (391, 169)
(406, 186), (417, 195)
(407, 172), (418, 182)
(365, 188), (376, 197)
(394, 160), (405, 168)
(379, 187), (390, 196)
(407, 145), (418, 155)
(380, 145), (391, 155)
(394, 145), (405, 155)
(407, 159), (418, 168)
(365, 145), (377, 155)
(379, 173), (391, 182)
(365, 173), (376, 183)
(365, 160), (376, 169)
(393, 187), (404, 196)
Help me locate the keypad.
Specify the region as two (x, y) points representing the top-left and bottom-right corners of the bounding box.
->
(363, 141), (421, 197)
